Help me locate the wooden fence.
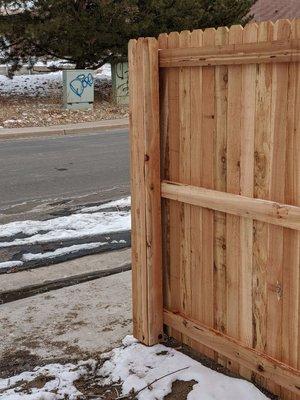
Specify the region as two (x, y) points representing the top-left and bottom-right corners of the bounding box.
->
(129, 18), (300, 399)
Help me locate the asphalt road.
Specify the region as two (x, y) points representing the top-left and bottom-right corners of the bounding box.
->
(0, 129), (130, 209)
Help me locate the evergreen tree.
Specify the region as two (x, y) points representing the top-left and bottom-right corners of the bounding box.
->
(0, 0), (256, 75)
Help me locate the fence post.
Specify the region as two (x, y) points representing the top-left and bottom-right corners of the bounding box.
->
(129, 37), (163, 346)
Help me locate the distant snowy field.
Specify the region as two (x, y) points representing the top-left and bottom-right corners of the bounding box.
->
(0, 64), (111, 97)
(0, 336), (269, 400)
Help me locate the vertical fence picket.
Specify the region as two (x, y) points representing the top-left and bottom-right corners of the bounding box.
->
(200, 27), (216, 359)
(214, 26), (229, 368)
(158, 32), (172, 331)
(178, 30), (192, 347)
(226, 24), (244, 373)
(166, 31), (182, 342)
(129, 38), (163, 346)
(190, 28), (205, 355)
(239, 22), (258, 379)
(281, 19), (300, 400)
(267, 19), (291, 395)
(253, 20), (273, 391)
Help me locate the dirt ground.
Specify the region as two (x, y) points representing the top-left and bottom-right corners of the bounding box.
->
(74, 375), (198, 399)
(0, 84), (129, 128)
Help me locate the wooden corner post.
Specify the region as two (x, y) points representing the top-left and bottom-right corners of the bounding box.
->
(128, 37), (163, 346)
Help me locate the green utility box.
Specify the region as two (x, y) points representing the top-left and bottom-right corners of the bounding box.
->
(112, 63), (129, 105)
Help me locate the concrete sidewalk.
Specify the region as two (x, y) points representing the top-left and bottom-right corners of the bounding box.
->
(0, 118), (129, 140)
(0, 249), (132, 376)
(0, 248), (131, 293)
(0, 271), (132, 376)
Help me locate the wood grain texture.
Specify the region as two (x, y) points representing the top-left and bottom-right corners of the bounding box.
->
(129, 38), (163, 345)
(164, 309), (300, 396)
(266, 19), (291, 396)
(131, 18), (300, 400)
(189, 28), (206, 356)
(158, 32), (171, 317)
(226, 24), (243, 373)
(178, 30), (192, 348)
(159, 39), (300, 67)
(252, 20), (274, 391)
(165, 31), (182, 342)
(161, 181), (300, 230)
(214, 26), (229, 368)
(197, 27), (216, 359)
(239, 23), (258, 379)
(281, 19), (300, 400)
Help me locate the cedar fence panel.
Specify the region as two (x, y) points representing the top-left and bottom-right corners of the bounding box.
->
(129, 19), (300, 399)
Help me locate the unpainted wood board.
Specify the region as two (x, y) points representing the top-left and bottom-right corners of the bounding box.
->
(189, 28), (206, 356)
(267, 19), (291, 396)
(199, 27), (216, 359)
(214, 26), (229, 367)
(167, 31), (182, 342)
(178, 30), (192, 348)
(158, 33), (171, 315)
(142, 38), (164, 344)
(252, 20), (274, 391)
(239, 22), (258, 380)
(281, 18), (300, 400)
(226, 24), (243, 373)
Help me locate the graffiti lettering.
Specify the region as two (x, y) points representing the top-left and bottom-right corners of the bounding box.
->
(116, 63), (129, 96)
(70, 73), (94, 97)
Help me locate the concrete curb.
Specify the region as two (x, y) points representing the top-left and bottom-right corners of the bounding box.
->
(0, 263), (132, 304)
(0, 118), (129, 140)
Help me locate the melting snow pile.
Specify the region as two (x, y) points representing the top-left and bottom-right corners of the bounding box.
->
(0, 336), (269, 399)
(0, 196), (131, 248)
(0, 361), (95, 400)
(99, 336), (269, 400)
(0, 196), (131, 270)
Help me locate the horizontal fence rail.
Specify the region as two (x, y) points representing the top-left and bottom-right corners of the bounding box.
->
(162, 181), (300, 230)
(159, 38), (300, 67)
(164, 310), (300, 395)
(130, 18), (300, 400)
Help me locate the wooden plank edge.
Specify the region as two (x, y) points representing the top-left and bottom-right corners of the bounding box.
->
(161, 181), (300, 230)
(160, 52), (300, 67)
(143, 37), (164, 346)
(159, 38), (300, 67)
(159, 38), (300, 56)
(164, 309), (300, 395)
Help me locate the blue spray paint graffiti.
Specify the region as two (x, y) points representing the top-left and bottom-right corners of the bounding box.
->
(70, 73), (94, 97)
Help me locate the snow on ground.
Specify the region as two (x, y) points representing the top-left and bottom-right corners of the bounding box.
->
(0, 240), (127, 269)
(0, 71), (63, 97)
(79, 195), (131, 213)
(22, 241), (109, 261)
(0, 65), (111, 97)
(0, 336), (269, 400)
(0, 196), (131, 271)
(0, 260), (23, 270)
(0, 361), (96, 400)
(0, 198), (131, 248)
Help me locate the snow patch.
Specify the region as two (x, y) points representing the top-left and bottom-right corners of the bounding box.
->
(80, 195), (131, 213)
(0, 361), (95, 400)
(0, 209), (131, 247)
(0, 337), (269, 400)
(99, 336), (269, 400)
(0, 65), (111, 97)
(22, 241), (108, 261)
(0, 260), (23, 269)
